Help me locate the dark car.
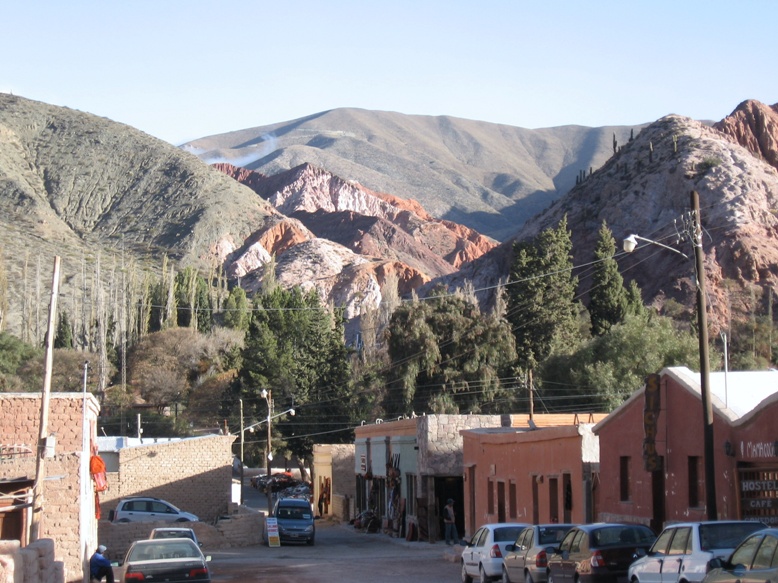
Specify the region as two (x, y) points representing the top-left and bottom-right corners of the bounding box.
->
(116, 538), (211, 583)
(702, 528), (778, 583)
(547, 523), (656, 583)
(270, 497), (315, 545)
(503, 523), (575, 583)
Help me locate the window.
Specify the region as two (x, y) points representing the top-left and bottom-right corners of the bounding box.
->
(650, 528), (675, 555)
(668, 527), (691, 555)
(688, 456), (703, 508)
(620, 457), (631, 502)
(752, 535), (778, 570)
(731, 535), (762, 569)
(570, 530), (585, 553)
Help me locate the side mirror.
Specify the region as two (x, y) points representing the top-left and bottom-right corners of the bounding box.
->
(634, 548), (647, 559)
(707, 558), (723, 571)
(545, 546), (557, 554)
(506, 544), (516, 552)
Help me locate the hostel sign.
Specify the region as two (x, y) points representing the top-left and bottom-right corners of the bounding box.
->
(740, 470), (778, 525)
(643, 373), (661, 472)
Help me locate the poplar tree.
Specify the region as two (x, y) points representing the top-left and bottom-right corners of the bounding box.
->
(588, 221), (628, 336)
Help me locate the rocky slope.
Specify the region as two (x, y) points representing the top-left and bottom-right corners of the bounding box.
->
(441, 104), (778, 332)
(183, 108), (641, 240)
(714, 100), (778, 171)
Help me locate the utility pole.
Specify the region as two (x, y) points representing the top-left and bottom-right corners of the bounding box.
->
(30, 256), (61, 542)
(239, 399), (244, 506)
(692, 190), (717, 520)
(263, 389), (273, 515)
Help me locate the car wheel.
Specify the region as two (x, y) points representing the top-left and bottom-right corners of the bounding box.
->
(307, 537), (315, 546)
(175, 518), (191, 522)
(502, 567), (511, 583)
(461, 560), (473, 583)
(525, 572), (534, 583)
(117, 518), (130, 523)
(479, 565), (489, 583)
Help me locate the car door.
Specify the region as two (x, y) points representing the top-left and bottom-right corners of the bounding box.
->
(662, 527), (691, 583)
(634, 527), (675, 583)
(465, 528), (488, 577)
(550, 528), (577, 583)
(505, 528), (530, 582)
(566, 529), (587, 583)
(740, 533), (778, 583)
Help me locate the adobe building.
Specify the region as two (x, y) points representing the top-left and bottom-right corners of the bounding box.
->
(312, 443), (355, 521)
(354, 414), (507, 542)
(595, 366), (778, 532)
(0, 392), (101, 582)
(460, 413), (606, 538)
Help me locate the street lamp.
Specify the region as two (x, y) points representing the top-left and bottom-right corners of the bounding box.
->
(622, 190), (717, 520)
(254, 389), (296, 515)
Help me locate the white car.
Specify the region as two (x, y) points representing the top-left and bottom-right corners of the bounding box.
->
(110, 496), (199, 523)
(628, 521), (765, 583)
(462, 522), (530, 583)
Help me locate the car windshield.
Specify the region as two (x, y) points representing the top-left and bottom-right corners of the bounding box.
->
(494, 527), (524, 542)
(153, 531), (194, 541)
(699, 523), (765, 551)
(278, 506), (312, 520)
(129, 542), (199, 561)
(591, 526), (654, 547)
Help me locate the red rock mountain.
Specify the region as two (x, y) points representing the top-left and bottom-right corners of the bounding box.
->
(212, 161), (497, 316)
(713, 100), (778, 171)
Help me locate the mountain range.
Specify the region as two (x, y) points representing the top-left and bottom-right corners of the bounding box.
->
(1, 93), (777, 343)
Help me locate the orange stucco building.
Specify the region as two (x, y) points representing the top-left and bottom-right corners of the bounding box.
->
(460, 414), (606, 538)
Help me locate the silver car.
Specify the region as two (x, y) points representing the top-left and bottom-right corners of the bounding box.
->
(628, 521), (765, 583)
(502, 524), (575, 583)
(111, 496), (199, 523)
(462, 522), (530, 583)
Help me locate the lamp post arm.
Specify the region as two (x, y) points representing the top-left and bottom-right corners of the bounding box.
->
(624, 234), (688, 258)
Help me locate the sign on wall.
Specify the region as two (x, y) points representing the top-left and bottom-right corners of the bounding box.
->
(739, 468), (778, 525)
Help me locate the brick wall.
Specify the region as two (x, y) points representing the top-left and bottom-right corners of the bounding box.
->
(98, 435), (235, 524)
(1, 393), (100, 583)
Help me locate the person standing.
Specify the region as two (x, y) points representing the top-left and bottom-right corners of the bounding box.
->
(89, 544), (115, 583)
(444, 498), (457, 545)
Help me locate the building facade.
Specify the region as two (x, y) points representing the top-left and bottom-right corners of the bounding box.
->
(595, 367), (778, 532)
(461, 414), (605, 537)
(354, 414), (506, 542)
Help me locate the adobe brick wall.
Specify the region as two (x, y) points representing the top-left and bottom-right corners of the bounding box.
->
(1, 393), (100, 583)
(98, 435), (236, 524)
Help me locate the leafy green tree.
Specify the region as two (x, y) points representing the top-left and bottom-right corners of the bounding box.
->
(0, 332), (42, 392)
(223, 286), (250, 332)
(54, 311), (74, 349)
(228, 287), (359, 467)
(588, 222), (628, 336)
(541, 312), (700, 410)
(384, 287), (517, 416)
(507, 216), (582, 375)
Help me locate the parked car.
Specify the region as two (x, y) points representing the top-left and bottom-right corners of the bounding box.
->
(461, 522), (531, 583)
(629, 521), (766, 583)
(502, 524), (575, 583)
(702, 528), (778, 583)
(110, 496), (199, 523)
(269, 497), (316, 545)
(149, 526), (202, 547)
(547, 523), (656, 583)
(115, 538), (211, 582)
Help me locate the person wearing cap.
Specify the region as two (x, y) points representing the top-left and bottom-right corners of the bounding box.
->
(89, 544), (114, 583)
(443, 498), (457, 545)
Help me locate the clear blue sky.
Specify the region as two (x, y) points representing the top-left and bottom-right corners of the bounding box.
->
(3, 1), (776, 145)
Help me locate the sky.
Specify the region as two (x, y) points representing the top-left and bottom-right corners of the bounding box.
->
(2, 1), (776, 146)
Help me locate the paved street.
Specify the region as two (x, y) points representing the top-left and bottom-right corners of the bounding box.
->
(207, 519), (461, 582)
(207, 479), (461, 582)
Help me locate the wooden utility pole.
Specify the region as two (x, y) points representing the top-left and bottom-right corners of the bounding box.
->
(691, 190), (717, 520)
(30, 256), (61, 542)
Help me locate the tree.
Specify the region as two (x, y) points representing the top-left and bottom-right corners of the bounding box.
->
(384, 286), (518, 416)
(175, 267), (212, 333)
(223, 286), (250, 332)
(588, 221), (628, 336)
(54, 311), (74, 349)
(507, 216), (582, 375)
(541, 312), (700, 411)
(228, 287), (359, 468)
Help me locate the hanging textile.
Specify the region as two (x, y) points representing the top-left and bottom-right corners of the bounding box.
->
(90, 454), (108, 492)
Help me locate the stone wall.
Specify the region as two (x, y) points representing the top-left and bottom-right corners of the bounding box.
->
(418, 415), (503, 475)
(98, 435), (235, 524)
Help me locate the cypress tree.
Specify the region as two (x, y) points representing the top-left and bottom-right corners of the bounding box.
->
(588, 221), (628, 336)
